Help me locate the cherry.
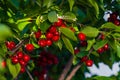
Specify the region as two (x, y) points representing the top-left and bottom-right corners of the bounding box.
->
(6, 41), (16, 50)
(53, 57), (59, 64)
(52, 35), (60, 42)
(78, 32), (86, 41)
(103, 44), (109, 51)
(48, 25), (57, 33)
(17, 51), (23, 59)
(85, 59), (93, 67)
(54, 31), (59, 36)
(20, 66), (26, 73)
(110, 12), (118, 20)
(81, 56), (88, 62)
(100, 34), (105, 40)
(35, 30), (42, 39)
(23, 54), (30, 62)
(74, 47), (80, 55)
(46, 32), (53, 39)
(1, 61), (6, 68)
(114, 20), (120, 26)
(54, 18), (63, 27)
(47, 60), (53, 65)
(25, 44), (34, 52)
(11, 56), (19, 64)
(97, 47), (104, 54)
(61, 23), (66, 27)
(38, 39), (46, 47)
(19, 59), (26, 66)
(80, 41), (88, 47)
(46, 39), (52, 46)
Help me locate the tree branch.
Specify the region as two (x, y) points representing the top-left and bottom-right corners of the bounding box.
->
(26, 67), (34, 80)
(58, 55), (73, 80)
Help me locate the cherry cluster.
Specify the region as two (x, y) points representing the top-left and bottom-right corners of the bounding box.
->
(6, 41), (16, 50)
(108, 12), (120, 26)
(35, 51), (58, 67)
(35, 19), (65, 47)
(11, 51), (30, 73)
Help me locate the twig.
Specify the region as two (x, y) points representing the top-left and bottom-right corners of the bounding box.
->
(26, 68), (34, 80)
(66, 34), (102, 80)
(58, 56), (73, 80)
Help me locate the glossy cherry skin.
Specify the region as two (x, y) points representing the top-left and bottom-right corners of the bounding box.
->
(11, 56), (19, 64)
(85, 59), (93, 67)
(46, 32), (54, 39)
(25, 44), (34, 52)
(6, 41), (16, 50)
(23, 54), (30, 62)
(38, 39), (47, 47)
(54, 18), (63, 27)
(19, 59), (26, 66)
(34, 30), (42, 39)
(20, 66), (26, 73)
(17, 51), (24, 59)
(103, 44), (109, 51)
(74, 47), (80, 55)
(52, 35), (60, 42)
(97, 47), (104, 54)
(78, 32), (86, 41)
(48, 25), (57, 33)
(46, 39), (52, 46)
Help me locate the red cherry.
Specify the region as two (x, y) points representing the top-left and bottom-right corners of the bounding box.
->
(53, 57), (59, 64)
(6, 41), (16, 50)
(38, 39), (47, 47)
(85, 59), (93, 67)
(54, 31), (59, 36)
(25, 44), (34, 52)
(61, 23), (66, 27)
(114, 20), (120, 26)
(74, 47), (80, 55)
(17, 51), (23, 59)
(103, 44), (109, 51)
(69, 27), (76, 32)
(97, 47), (104, 54)
(100, 34), (105, 40)
(52, 35), (60, 42)
(47, 60), (53, 65)
(54, 18), (63, 27)
(46, 32), (53, 39)
(20, 66), (26, 73)
(46, 39), (52, 46)
(80, 41), (87, 47)
(35, 30), (42, 39)
(78, 32), (86, 41)
(110, 12), (118, 20)
(48, 25), (57, 33)
(11, 56), (19, 64)
(19, 59), (26, 66)
(1, 61), (6, 68)
(23, 54), (30, 62)
(81, 56), (88, 62)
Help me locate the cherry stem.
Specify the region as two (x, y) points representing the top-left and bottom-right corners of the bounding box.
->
(26, 67), (34, 80)
(58, 55), (73, 80)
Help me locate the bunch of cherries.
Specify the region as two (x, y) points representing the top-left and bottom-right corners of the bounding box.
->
(108, 12), (120, 26)
(35, 19), (65, 47)
(35, 51), (59, 67)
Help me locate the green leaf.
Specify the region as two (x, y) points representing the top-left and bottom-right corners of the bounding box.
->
(100, 22), (117, 29)
(0, 74), (6, 80)
(8, 0), (20, 9)
(6, 59), (21, 78)
(117, 45), (120, 58)
(76, 51), (88, 58)
(93, 40), (108, 50)
(68, 0), (75, 11)
(40, 21), (50, 33)
(63, 12), (77, 22)
(86, 39), (95, 51)
(0, 24), (12, 41)
(61, 35), (74, 54)
(60, 27), (77, 41)
(48, 11), (58, 23)
(54, 41), (62, 50)
(81, 26), (99, 38)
